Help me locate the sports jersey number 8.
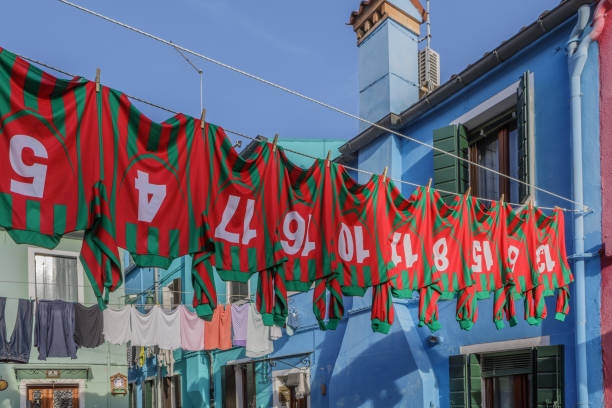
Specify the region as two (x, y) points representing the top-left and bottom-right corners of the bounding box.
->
(433, 238), (449, 271)
(9, 135), (48, 199)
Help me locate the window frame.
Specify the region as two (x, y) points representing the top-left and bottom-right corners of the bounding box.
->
(449, 73), (535, 204)
(27, 247), (85, 303)
(272, 367), (311, 408)
(226, 280), (250, 304)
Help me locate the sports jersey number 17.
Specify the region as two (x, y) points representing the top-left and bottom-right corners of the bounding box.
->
(214, 195), (257, 244)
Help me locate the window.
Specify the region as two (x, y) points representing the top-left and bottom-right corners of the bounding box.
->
(273, 369), (311, 408)
(468, 111), (519, 202)
(28, 247), (84, 303)
(223, 363), (256, 408)
(128, 383), (137, 408)
(227, 280), (250, 304)
(162, 376), (182, 408)
(449, 345), (563, 408)
(434, 72), (533, 204)
(162, 278), (182, 308)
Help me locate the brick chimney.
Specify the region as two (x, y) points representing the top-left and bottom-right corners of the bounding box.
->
(348, 0), (426, 130)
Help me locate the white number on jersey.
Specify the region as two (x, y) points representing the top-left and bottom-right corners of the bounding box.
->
(135, 170), (166, 223)
(338, 223), (370, 264)
(472, 240), (494, 273)
(433, 238), (449, 272)
(214, 195), (257, 245)
(390, 232), (419, 268)
(536, 244), (556, 273)
(280, 211), (315, 256)
(9, 134), (48, 198)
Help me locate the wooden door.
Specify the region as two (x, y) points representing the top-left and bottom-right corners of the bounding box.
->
(27, 385), (79, 408)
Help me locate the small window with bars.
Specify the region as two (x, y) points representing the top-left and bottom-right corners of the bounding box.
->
(28, 248), (83, 303)
(227, 281), (250, 304)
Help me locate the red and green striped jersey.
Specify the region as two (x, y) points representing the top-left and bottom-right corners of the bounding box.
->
(384, 183), (440, 299)
(418, 190), (473, 332)
(530, 206), (573, 322)
(456, 199), (511, 330)
(200, 129), (289, 282)
(326, 165), (394, 296)
(276, 149), (330, 292)
(97, 87), (207, 268)
(0, 47), (99, 248)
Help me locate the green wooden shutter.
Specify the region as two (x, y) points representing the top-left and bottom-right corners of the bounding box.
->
(535, 345), (564, 408)
(449, 354), (468, 407)
(246, 363), (257, 407)
(223, 366), (237, 408)
(433, 125), (469, 202)
(468, 354), (483, 408)
(517, 71), (532, 203)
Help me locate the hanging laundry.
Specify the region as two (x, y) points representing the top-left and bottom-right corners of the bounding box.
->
(0, 298), (33, 363)
(73, 303), (104, 348)
(246, 304), (272, 358)
(103, 306), (132, 345)
(157, 306), (181, 351)
(192, 129), (292, 320)
(270, 325), (283, 341)
(179, 306), (205, 351)
(158, 349), (175, 376)
(138, 346), (146, 367)
(231, 303), (248, 347)
(34, 300), (78, 360)
(130, 306), (160, 347)
(204, 304), (232, 350)
(0, 47), (102, 250)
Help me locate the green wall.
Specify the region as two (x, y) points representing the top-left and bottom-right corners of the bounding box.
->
(0, 232), (128, 408)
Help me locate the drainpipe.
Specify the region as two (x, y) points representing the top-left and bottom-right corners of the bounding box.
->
(567, 3), (600, 405)
(207, 351), (215, 408)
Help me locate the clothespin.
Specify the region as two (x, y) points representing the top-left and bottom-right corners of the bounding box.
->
(200, 109), (206, 129)
(500, 194), (505, 205)
(529, 198), (534, 208)
(426, 178), (432, 191)
(272, 133), (279, 153)
(381, 166), (388, 180)
(95, 68), (101, 93)
(326, 150), (332, 167)
(465, 186), (471, 196)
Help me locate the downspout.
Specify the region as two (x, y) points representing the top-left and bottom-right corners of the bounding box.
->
(567, 3), (605, 405)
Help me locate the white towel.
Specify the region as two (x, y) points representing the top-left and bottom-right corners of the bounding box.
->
(130, 305), (160, 346)
(157, 306), (181, 350)
(103, 306), (131, 345)
(245, 304), (273, 358)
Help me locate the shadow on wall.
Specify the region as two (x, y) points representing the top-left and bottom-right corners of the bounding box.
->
(330, 329), (419, 408)
(0, 389), (19, 408)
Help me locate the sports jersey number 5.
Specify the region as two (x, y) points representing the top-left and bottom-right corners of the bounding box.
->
(135, 170), (166, 223)
(9, 135), (48, 199)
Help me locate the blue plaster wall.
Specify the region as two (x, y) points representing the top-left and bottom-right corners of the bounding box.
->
(358, 18), (419, 130)
(332, 13), (603, 408)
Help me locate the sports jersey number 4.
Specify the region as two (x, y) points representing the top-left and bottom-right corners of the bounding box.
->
(9, 135), (48, 199)
(135, 170), (166, 223)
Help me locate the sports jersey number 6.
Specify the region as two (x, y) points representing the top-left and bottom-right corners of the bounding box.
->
(9, 135), (48, 199)
(135, 170), (166, 223)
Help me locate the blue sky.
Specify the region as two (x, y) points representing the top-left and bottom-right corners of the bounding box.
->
(2, 0), (559, 144)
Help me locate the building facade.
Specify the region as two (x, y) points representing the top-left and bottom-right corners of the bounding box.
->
(126, 0), (609, 407)
(0, 232), (128, 408)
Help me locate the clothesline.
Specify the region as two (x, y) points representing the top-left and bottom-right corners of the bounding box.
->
(55, 0), (589, 213)
(16, 52), (583, 214)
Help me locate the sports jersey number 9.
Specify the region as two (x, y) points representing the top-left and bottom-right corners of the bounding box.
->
(433, 238), (449, 271)
(9, 135), (48, 199)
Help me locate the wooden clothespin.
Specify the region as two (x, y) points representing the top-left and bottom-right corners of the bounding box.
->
(326, 150), (332, 167)
(500, 194), (505, 205)
(426, 178), (432, 191)
(465, 186), (471, 196)
(381, 166), (388, 179)
(200, 109), (206, 129)
(272, 133), (279, 153)
(95, 68), (101, 93)
(529, 198), (534, 208)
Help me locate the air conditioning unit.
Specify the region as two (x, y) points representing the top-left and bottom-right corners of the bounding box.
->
(418, 48), (440, 97)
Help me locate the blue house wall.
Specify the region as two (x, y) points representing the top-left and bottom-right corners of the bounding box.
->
(124, 8), (603, 407)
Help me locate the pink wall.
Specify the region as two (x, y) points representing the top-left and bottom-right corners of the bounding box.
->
(599, 3), (612, 404)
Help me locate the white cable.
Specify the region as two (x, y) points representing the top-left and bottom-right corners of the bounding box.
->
(55, 0), (588, 211)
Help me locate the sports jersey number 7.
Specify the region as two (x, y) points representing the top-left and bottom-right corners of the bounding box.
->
(135, 170), (166, 223)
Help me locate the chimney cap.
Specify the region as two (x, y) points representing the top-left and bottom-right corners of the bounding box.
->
(348, 0), (427, 26)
